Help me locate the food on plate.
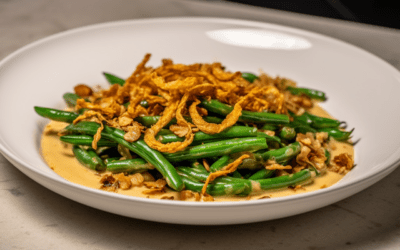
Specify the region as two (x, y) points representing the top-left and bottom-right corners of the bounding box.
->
(36, 54), (355, 202)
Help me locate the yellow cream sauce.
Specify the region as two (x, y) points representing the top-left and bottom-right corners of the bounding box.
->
(40, 106), (354, 202)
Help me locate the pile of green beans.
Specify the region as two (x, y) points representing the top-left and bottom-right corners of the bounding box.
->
(33, 71), (354, 197)
(287, 111), (353, 141)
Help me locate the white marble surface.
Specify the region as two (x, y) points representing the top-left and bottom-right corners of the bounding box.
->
(1, 0), (400, 249)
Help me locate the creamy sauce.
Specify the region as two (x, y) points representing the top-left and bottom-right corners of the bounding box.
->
(40, 106), (354, 202)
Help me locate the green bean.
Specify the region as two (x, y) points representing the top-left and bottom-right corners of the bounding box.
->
(287, 120), (317, 134)
(256, 132), (283, 145)
(123, 100), (149, 109)
(163, 137), (268, 162)
(155, 132), (183, 144)
(154, 129), (174, 136)
(190, 161), (207, 171)
(292, 113), (312, 125)
(207, 125), (258, 138)
(298, 112), (341, 129)
(310, 115), (340, 129)
(106, 158), (154, 173)
(248, 169), (275, 180)
(231, 170), (243, 179)
(178, 167), (315, 195)
(241, 72), (259, 83)
(34, 106), (79, 123)
(106, 128), (184, 191)
(279, 126), (296, 140)
(156, 126), (258, 144)
(318, 127), (353, 141)
(209, 155), (230, 172)
(64, 121), (184, 191)
(62, 93), (81, 107)
(200, 99), (290, 124)
(123, 102), (130, 108)
(134, 116), (184, 128)
(135, 115), (223, 128)
(254, 169), (314, 190)
(259, 141), (301, 163)
(63, 120), (103, 135)
(177, 171), (250, 196)
(177, 165), (209, 178)
(237, 155), (264, 170)
(324, 149), (331, 165)
(175, 166), (215, 181)
(260, 124), (279, 131)
(77, 108), (89, 115)
(286, 86), (327, 101)
(60, 134), (117, 147)
(134, 116), (162, 127)
(103, 72), (125, 86)
(176, 166), (252, 195)
(202, 116), (224, 124)
(72, 145), (106, 171)
(104, 157), (120, 164)
(140, 100), (149, 108)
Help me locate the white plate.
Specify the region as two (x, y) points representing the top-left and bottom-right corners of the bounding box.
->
(1, 17), (400, 225)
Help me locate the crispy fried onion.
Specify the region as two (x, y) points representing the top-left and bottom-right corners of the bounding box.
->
(142, 179), (168, 195)
(188, 86), (255, 135)
(100, 173), (132, 192)
(295, 132), (328, 172)
(76, 98), (123, 118)
(201, 154), (250, 195)
(144, 96), (195, 153)
(73, 110), (107, 150)
(265, 164), (292, 170)
(333, 153), (353, 170)
(179, 190), (196, 201)
(122, 121), (144, 143)
(332, 153), (354, 174)
(71, 54), (293, 153)
(190, 98), (242, 134)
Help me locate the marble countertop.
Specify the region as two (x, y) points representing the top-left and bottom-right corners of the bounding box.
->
(1, 1), (400, 249)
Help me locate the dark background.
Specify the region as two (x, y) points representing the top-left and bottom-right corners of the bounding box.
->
(226, 0), (400, 30)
